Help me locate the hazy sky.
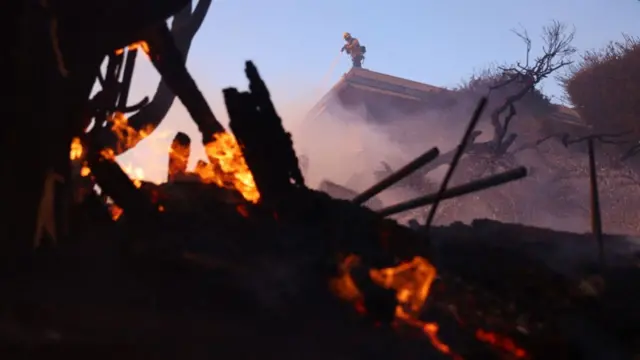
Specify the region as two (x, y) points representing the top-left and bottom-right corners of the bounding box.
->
(120, 0), (640, 181)
(190, 0), (639, 101)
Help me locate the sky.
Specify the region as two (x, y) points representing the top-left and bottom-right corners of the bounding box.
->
(191, 0), (639, 101)
(119, 0), (640, 182)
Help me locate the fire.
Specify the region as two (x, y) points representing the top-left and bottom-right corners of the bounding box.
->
(332, 254), (529, 359)
(80, 165), (91, 177)
(122, 163), (145, 188)
(200, 132), (260, 203)
(331, 255), (458, 357)
(70, 137), (83, 160)
(108, 112), (154, 154)
(115, 41), (149, 56)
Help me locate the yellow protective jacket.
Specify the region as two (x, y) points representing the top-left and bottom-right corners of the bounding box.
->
(344, 38), (362, 57)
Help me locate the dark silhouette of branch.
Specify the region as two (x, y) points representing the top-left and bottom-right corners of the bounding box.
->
(375, 22), (576, 194)
(98, 0), (213, 155)
(621, 143), (640, 161)
(487, 21), (576, 154)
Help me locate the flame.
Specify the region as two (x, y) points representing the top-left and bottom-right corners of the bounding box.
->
(200, 132), (260, 203)
(70, 137), (83, 160)
(331, 255), (457, 357)
(122, 163), (145, 188)
(80, 165), (91, 177)
(115, 41), (149, 56)
(108, 112), (155, 154)
(332, 254), (529, 359)
(70, 116), (258, 218)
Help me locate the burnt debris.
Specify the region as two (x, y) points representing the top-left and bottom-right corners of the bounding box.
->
(3, 1), (639, 359)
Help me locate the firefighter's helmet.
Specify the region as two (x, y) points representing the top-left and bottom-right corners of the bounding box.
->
(343, 32), (351, 40)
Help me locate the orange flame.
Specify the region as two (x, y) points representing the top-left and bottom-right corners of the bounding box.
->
(332, 254), (529, 359)
(115, 41), (149, 56)
(108, 112), (155, 154)
(331, 255), (457, 357)
(200, 132), (260, 203)
(70, 137), (83, 160)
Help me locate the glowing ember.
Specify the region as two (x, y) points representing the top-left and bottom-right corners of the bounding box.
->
(201, 132), (260, 203)
(115, 41), (149, 56)
(476, 329), (527, 358)
(110, 204), (123, 221)
(80, 165), (91, 177)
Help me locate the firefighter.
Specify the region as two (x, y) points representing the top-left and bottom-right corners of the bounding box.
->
(341, 32), (366, 68)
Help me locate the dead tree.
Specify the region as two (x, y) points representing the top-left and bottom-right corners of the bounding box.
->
(380, 21), (577, 191)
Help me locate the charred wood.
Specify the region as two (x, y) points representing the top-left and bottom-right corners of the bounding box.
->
(424, 97), (487, 230)
(168, 132), (191, 182)
(587, 138), (605, 271)
(378, 167), (528, 217)
(99, 0), (214, 155)
(319, 180), (383, 210)
(144, 23), (225, 142)
(225, 62), (306, 208)
(353, 147), (440, 205)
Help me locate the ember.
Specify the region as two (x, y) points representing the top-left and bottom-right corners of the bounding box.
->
(115, 40), (149, 56)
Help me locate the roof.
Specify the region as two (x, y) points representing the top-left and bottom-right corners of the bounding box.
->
(307, 67), (589, 129)
(307, 68), (455, 121)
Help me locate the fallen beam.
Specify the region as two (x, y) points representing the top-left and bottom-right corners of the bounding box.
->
(424, 97), (487, 230)
(352, 147), (440, 205)
(377, 167), (528, 217)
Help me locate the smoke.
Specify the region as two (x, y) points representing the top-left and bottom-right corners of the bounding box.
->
(118, 62), (640, 236)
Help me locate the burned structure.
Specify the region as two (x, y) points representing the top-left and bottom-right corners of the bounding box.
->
(307, 67), (589, 135)
(307, 68), (458, 124)
(3, 1), (639, 359)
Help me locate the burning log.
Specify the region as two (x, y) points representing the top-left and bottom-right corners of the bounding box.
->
(86, 150), (161, 231)
(224, 61), (306, 208)
(167, 132), (191, 182)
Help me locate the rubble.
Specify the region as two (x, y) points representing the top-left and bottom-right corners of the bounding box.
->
(4, 1), (639, 359)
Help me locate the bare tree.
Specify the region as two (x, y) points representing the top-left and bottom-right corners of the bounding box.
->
(378, 21), (577, 191)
